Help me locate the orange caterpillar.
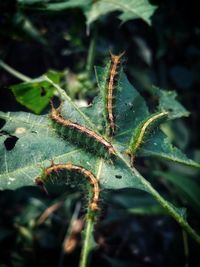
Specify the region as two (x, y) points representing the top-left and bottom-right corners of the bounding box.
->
(107, 51), (124, 135)
(35, 162), (100, 211)
(50, 102), (116, 157)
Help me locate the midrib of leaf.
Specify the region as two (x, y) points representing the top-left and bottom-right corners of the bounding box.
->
(117, 152), (200, 244)
(44, 76), (97, 130)
(0, 149), (81, 179)
(79, 156), (103, 267)
(115, 128), (132, 138)
(97, 0), (152, 22)
(96, 158), (104, 181)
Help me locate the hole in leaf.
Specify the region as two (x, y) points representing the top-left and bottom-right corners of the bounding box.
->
(4, 136), (19, 150)
(0, 130), (9, 136)
(129, 105), (134, 111)
(168, 108), (173, 112)
(40, 87), (46, 96)
(0, 119), (6, 129)
(115, 175), (122, 179)
(125, 102), (134, 110)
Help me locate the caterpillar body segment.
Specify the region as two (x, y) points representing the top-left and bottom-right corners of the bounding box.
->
(50, 102), (116, 158)
(35, 163), (100, 211)
(126, 111), (168, 163)
(105, 51), (125, 136)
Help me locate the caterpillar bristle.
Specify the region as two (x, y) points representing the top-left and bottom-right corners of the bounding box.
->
(106, 51), (125, 136)
(50, 102), (116, 158)
(35, 163), (101, 212)
(127, 111), (168, 163)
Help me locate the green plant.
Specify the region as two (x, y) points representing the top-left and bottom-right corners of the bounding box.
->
(0, 53), (200, 267)
(1, 1), (200, 266)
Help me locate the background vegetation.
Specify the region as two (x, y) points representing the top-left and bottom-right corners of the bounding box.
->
(0, 1), (200, 266)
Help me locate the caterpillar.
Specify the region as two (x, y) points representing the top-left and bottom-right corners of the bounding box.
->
(126, 111), (168, 163)
(106, 51), (124, 136)
(35, 162), (100, 211)
(50, 102), (116, 158)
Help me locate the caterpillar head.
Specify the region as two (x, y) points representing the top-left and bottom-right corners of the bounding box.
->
(109, 51), (125, 63)
(35, 176), (43, 186)
(90, 202), (99, 211)
(35, 177), (49, 195)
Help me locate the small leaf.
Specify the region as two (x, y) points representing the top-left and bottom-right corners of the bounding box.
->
(139, 129), (200, 169)
(86, 0), (157, 26)
(10, 71), (60, 114)
(151, 86), (190, 119)
(18, 0), (91, 11)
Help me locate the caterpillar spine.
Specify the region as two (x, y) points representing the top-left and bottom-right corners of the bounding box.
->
(50, 102), (116, 157)
(127, 111), (168, 163)
(106, 51), (124, 136)
(35, 162), (100, 211)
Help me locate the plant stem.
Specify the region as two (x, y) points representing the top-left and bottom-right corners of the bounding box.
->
(117, 153), (200, 244)
(44, 76), (97, 130)
(137, 168), (200, 244)
(44, 75), (69, 101)
(0, 60), (31, 82)
(86, 27), (97, 78)
(79, 211), (95, 267)
(79, 159), (102, 267)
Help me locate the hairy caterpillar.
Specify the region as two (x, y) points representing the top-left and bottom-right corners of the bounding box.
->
(35, 162), (100, 211)
(126, 111), (168, 163)
(106, 51), (124, 136)
(50, 102), (116, 158)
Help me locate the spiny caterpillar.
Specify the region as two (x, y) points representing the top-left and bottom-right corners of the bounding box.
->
(126, 111), (168, 163)
(105, 51), (124, 136)
(35, 162), (100, 211)
(50, 102), (116, 158)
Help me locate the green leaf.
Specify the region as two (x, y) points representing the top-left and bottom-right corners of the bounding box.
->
(1, 67), (200, 244)
(95, 67), (199, 169)
(86, 0), (157, 26)
(17, 0), (157, 27)
(151, 86), (190, 119)
(10, 71), (60, 114)
(0, 111), (145, 192)
(18, 0), (91, 11)
(17, 0), (49, 4)
(154, 171), (200, 211)
(139, 129), (200, 169)
(104, 69), (149, 144)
